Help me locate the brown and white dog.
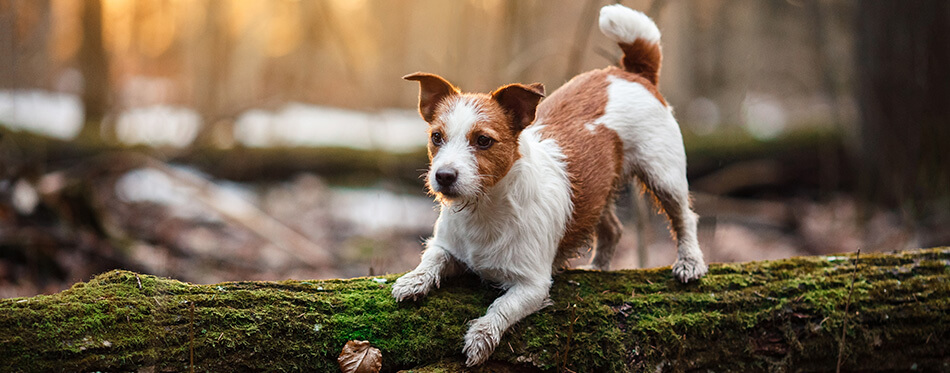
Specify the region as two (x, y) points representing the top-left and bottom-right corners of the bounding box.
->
(392, 4), (707, 366)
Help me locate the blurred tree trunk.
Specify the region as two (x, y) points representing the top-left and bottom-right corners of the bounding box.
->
(855, 2), (950, 221)
(79, 0), (109, 124)
(371, 0), (411, 107)
(808, 0), (843, 197)
(189, 0), (230, 147)
(0, 0), (15, 88)
(563, 0), (600, 82)
(2, 0), (52, 90)
(186, 0), (260, 149)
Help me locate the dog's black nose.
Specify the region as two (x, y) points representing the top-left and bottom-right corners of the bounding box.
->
(435, 169), (458, 187)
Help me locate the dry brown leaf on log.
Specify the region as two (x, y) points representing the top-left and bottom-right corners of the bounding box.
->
(338, 340), (382, 373)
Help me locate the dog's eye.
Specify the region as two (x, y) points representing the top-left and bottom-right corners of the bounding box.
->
(431, 132), (444, 146)
(475, 135), (494, 149)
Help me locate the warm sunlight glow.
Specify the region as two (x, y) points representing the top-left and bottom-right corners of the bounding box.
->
(470, 0), (503, 12)
(227, 0), (266, 39)
(330, 0), (367, 14)
(266, 0), (303, 58)
(49, 0), (83, 62)
(327, 0), (376, 71)
(136, 0), (178, 58)
(102, 0), (133, 54)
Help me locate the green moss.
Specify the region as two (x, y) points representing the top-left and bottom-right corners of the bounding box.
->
(2, 249), (949, 372)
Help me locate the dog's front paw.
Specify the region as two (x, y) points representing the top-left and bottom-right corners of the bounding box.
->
(391, 270), (437, 301)
(672, 256), (707, 283)
(463, 318), (501, 366)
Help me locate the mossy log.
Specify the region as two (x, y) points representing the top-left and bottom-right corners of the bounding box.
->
(2, 248), (948, 372)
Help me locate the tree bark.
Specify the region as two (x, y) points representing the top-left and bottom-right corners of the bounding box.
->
(78, 0), (109, 124)
(2, 248), (948, 372)
(855, 1), (950, 216)
(2, 0), (53, 90)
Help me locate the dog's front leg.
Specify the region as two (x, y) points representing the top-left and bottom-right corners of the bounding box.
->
(392, 245), (460, 301)
(463, 280), (551, 366)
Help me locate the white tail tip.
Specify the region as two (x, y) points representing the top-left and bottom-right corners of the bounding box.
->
(598, 4), (661, 44)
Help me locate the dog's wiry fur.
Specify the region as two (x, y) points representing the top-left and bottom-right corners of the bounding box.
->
(392, 5), (707, 366)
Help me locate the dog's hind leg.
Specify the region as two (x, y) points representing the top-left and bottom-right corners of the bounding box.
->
(634, 159), (707, 282)
(588, 202), (622, 270)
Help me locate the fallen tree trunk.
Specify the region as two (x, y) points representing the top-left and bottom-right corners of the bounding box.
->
(2, 248), (948, 372)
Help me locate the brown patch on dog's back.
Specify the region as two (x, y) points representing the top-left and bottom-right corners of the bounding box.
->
(536, 69), (624, 267)
(538, 66), (668, 267)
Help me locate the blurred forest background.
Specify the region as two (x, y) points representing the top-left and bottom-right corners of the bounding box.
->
(1, 0), (947, 298)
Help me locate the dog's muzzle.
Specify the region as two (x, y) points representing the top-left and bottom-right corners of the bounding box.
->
(433, 167), (460, 196)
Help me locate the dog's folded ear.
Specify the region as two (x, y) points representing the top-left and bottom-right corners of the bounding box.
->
(404, 72), (460, 123)
(491, 83), (545, 133)
(527, 82), (545, 96)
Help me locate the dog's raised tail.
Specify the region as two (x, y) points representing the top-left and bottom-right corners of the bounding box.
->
(599, 4), (662, 85)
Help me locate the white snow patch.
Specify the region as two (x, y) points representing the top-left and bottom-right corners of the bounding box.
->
(114, 105), (202, 147)
(0, 89), (84, 140)
(328, 188), (437, 234)
(114, 166), (257, 221)
(234, 103), (426, 152)
(742, 93), (787, 140)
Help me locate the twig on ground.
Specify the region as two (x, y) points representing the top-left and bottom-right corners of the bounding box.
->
(836, 249), (861, 373)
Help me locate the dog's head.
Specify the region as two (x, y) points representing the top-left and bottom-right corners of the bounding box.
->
(404, 72), (544, 204)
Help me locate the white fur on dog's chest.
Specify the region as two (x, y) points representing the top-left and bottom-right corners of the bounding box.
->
(430, 126), (573, 285)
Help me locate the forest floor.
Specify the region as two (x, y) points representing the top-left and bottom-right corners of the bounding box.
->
(1, 129), (946, 298)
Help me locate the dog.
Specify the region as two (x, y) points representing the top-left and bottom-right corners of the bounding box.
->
(391, 4), (707, 366)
